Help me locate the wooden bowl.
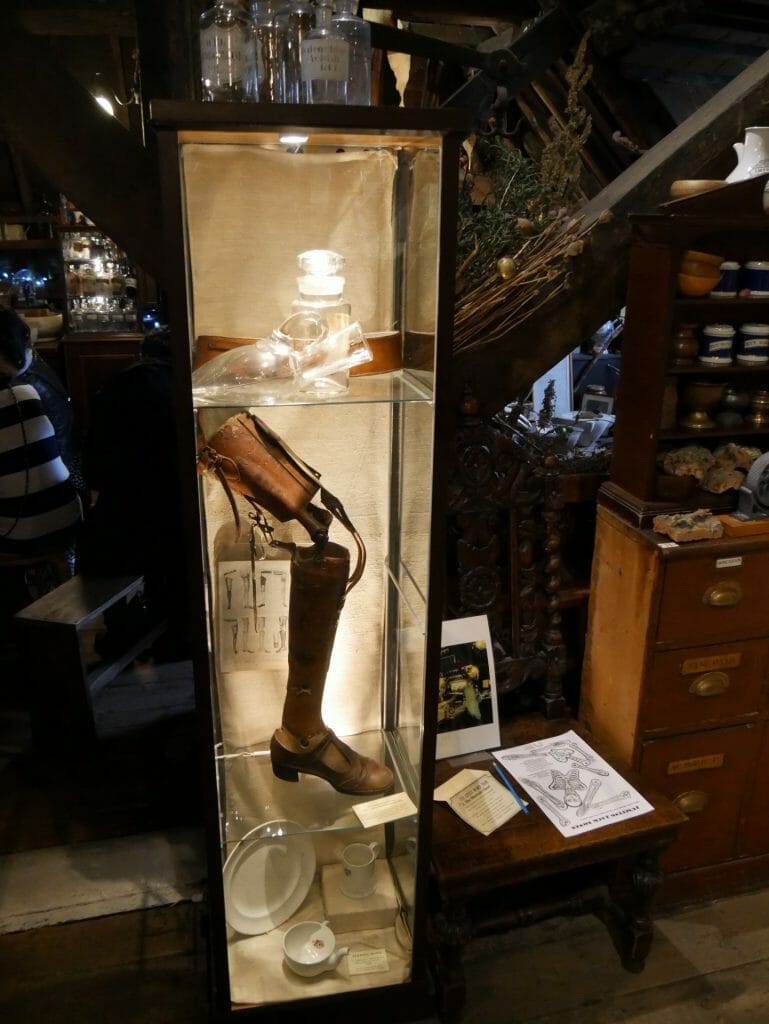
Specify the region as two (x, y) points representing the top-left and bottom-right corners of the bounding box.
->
(669, 180), (726, 200)
(678, 272), (720, 296)
(682, 379), (724, 411)
(681, 249), (723, 267)
(680, 259), (722, 277)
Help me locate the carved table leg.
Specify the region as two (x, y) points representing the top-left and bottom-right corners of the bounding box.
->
(601, 849), (663, 973)
(428, 898), (473, 1022)
(539, 470), (570, 719)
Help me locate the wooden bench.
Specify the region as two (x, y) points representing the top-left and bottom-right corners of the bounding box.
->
(13, 574), (166, 749)
(428, 715), (687, 1021)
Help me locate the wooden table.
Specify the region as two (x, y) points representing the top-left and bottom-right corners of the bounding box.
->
(429, 715), (686, 1020)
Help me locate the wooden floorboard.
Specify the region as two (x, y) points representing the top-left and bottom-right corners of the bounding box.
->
(0, 646), (200, 854)
(1, 646), (767, 1023)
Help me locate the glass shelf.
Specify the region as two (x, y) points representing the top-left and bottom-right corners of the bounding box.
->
(192, 369), (434, 410)
(217, 728), (419, 844)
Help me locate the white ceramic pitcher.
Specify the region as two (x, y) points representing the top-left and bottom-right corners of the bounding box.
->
(725, 127), (769, 183)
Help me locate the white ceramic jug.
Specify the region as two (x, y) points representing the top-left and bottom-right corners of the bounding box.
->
(725, 127), (769, 183)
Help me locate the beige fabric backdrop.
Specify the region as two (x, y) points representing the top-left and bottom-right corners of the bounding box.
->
(183, 142), (437, 839)
(404, 148), (440, 334)
(181, 144), (398, 346)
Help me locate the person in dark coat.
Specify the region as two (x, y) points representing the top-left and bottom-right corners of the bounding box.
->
(78, 327), (189, 660)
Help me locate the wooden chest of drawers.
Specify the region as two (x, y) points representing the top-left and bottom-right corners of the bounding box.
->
(581, 505), (769, 901)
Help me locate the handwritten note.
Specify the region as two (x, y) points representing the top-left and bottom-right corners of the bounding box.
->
(434, 768), (523, 836)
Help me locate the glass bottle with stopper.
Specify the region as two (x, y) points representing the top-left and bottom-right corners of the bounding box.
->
(300, 0), (349, 104)
(249, 0), (286, 102)
(332, 0), (372, 105)
(291, 249), (351, 332)
(199, 0), (256, 101)
(281, 1), (315, 103)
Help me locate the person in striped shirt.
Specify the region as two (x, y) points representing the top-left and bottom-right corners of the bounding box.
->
(0, 308), (82, 554)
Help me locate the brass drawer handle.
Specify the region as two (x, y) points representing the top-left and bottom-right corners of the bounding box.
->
(688, 671), (730, 697)
(674, 790), (709, 814)
(702, 581), (743, 607)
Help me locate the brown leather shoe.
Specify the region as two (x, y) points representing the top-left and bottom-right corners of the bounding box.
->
(270, 727), (394, 795)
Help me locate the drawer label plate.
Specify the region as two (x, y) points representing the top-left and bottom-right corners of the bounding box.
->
(667, 753), (725, 774)
(716, 556), (743, 569)
(681, 652), (742, 674)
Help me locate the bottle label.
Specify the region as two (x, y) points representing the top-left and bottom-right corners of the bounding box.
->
(200, 24), (244, 83)
(301, 39), (349, 82)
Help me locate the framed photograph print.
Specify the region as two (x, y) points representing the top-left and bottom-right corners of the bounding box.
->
(436, 614), (500, 759)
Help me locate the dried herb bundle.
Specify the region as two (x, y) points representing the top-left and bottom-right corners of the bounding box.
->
(539, 34), (593, 207)
(454, 214), (591, 354)
(454, 34), (598, 356)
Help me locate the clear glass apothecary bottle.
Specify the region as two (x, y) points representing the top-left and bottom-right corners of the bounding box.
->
(300, 0), (349, 104)
(199, 0), (256, 101)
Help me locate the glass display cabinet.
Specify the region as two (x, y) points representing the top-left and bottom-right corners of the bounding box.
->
(152, 102), (467, 1020)
(60, 226), (138, 333)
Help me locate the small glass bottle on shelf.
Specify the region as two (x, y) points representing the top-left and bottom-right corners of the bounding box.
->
(332, 0), (372, 105)
(280, 1), (315, 103)
(249, 0), (286, 101)
(290, 249), (355, 394)
(300, 0), (349, 105)
(199, 0), (256, 102)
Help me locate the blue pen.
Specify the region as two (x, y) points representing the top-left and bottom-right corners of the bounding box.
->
(493, 761), (529, 814)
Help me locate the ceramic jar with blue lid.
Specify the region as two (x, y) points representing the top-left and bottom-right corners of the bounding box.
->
(710, 261), (741, 297)
(699, 323), (735, 364)
(735, 323), (769, 364)
(744, 261), (769, 297)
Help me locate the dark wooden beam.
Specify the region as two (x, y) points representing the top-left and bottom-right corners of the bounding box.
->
(0, 13), (163, 281)
(450, 48), (769, 414)
(15, 11), (135, 37)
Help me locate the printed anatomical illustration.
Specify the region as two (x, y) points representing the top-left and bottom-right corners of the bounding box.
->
(494, 730), (653, 837)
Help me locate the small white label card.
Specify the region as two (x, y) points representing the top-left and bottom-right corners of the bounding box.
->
(434, 768), (523, 836)
(716, 556), (742, 568)
(353, 791), (418, 829)
(347, 949), (390, 975)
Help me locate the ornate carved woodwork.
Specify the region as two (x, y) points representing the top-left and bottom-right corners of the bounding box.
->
(447, 389), (544, 699)
(448, 388), (607, 714)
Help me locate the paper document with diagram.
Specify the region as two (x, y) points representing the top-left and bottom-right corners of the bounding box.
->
(493, 730), (653, 838)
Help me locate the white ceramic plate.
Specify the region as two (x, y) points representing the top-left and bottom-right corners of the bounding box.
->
(223, 819), (316, 935)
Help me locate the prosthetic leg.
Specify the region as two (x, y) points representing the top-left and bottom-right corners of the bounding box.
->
(199, 410), (393, 796)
